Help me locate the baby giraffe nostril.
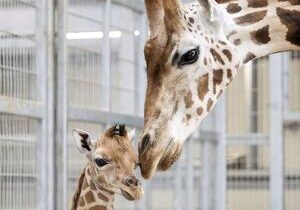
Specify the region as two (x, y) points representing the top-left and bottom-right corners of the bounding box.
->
(125, 177), (140, 187)
(140, 134), (151, 154)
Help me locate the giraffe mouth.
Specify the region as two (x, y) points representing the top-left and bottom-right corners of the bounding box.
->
(157, 140), (182, 171)
(121, 190), (135, 201)
(139, 139), (183, 179)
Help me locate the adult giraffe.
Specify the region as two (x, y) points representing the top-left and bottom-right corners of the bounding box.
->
(138, 0), (300, 179)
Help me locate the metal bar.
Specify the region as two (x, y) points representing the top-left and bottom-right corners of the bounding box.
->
(227, 134), (269, 145)
(173, 158), (182, 210)
(68, 107), (144, 128)
(35, 0), (49, 208)
(112, 0), (145, 12)
(186, 138), (194, 210)
(46, 0), (55, 209)
(0, 97), (44, 118)
(55, 0), (68, 209)
(282, 52), (290, 119)
(214, 96), (226, 210)
(103, 0), (111, 110)
(285, 112), (300, 122)
(269, 53), (284, 210)
(201, 139), (213, 210)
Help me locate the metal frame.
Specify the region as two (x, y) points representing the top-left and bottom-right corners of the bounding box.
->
(269, 54), (284, 210)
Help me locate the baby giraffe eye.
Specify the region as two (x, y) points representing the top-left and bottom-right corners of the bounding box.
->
(179, 47), (200, 66)
(95, 158), (109, 167)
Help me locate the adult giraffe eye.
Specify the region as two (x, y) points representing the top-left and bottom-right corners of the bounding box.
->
(179, 47), (200, 66)
(95, 158), (109, 167)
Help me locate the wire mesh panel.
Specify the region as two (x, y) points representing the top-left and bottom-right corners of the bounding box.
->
(109, 4), (144, 115)
(0, 114), (38, 210)
(0, 1), (42, 210)
(67, 0), (106, 110)
(0, 0), (37, 101)
(226, 57), (271, 210)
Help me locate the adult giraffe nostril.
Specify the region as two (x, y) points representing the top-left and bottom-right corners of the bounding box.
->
(140, 134), (151, 154)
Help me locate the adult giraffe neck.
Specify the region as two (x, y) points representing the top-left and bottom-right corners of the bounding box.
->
(216, 0), (300, 63)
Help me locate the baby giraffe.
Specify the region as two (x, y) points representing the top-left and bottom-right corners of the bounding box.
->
(71, 124), (143, 210)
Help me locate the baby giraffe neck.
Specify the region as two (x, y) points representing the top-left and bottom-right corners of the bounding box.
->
(71, 167), (115, 210)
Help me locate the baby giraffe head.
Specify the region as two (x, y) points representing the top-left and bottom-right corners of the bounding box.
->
(73, 124), (143, 201)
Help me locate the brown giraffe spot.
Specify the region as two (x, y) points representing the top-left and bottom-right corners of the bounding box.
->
(278, 0), (300, 5)
(210, 49), (225, 65)
(197, 74), (209, 101)
(78, 197), (85, 207)
(184, 91), (194, 109)
(203, 58), (208, 66)
(276, 7), (300, 46)
(89, 180), (96, 191)
(173, 101), (179, 115)
(227, 30), (237, 39)
(222, 49), (232, 62)
(215, 0), (235, 3)
(207, 99), (214, 112)
(98, 193), (109, 202)
(234, 10), (267, 26)
(197, 107), (204, 116)
(85, 191), (96, 203)
(248, 0), (268, 8)
(250, 25), (271, 45)
(243, 52), (256, 63)
(213, 69), (224, 94)
(186, 114), (191, 121)
(217, 90), (224, 98)
(82, 178), (89, 191)
(227, 3), (242, 14)
(89, 205), (107, 210)
(154, 109), (161, 119)
(227, 69), (233, 81)
(233, 39), (241, 46)
(218, 40), (227, 45)
(189, 17), (195, 23)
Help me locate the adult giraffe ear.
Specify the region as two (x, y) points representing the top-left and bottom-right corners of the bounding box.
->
(127, 128), (136, 142)
(197, 0), (218, 22)
(72, 129), (93, 156)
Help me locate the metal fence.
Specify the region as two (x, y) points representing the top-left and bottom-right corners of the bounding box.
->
(0, 1), (299, 210)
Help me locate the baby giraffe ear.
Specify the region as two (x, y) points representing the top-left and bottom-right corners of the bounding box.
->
(72, 129), (93, 155)
(127, 128), (136, 142)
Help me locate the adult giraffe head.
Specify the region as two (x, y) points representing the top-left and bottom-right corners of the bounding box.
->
(138, 0), (300, 179)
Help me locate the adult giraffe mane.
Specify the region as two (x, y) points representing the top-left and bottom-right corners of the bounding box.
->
(138, 0), (300, 179)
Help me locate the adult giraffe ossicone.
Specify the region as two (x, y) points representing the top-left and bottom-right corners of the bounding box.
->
(138, 0), (300, 179)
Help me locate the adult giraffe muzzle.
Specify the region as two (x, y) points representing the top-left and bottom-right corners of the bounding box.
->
(138, 0), (300, 179)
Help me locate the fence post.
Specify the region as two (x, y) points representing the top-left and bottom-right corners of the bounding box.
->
(55, 0), (68, 209)
(103, 0), (111, 110)
(215, 96), (227, 210)
(36, 0), (55, 209)
(269, 54), (284, 210)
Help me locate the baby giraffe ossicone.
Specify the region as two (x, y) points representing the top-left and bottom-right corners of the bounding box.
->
(71, 124), (143, 210)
